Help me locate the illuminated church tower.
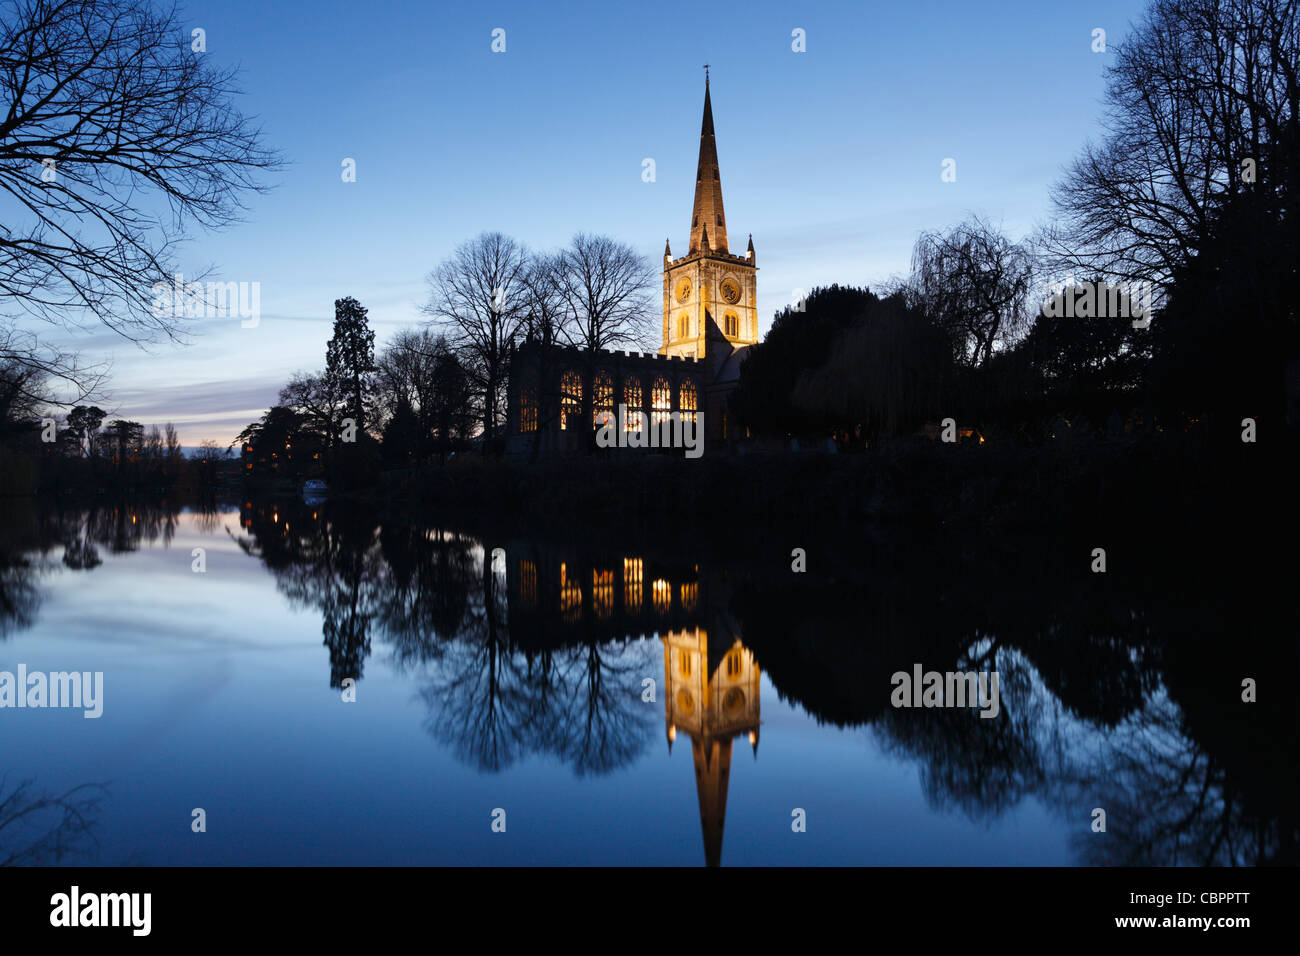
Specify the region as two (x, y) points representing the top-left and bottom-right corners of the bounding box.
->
(661, 72), (759, 360)
(663, 627), (761, 866)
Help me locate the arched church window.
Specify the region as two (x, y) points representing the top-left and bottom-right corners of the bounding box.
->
(623, 375), (643, 433)
(680, 379), (698, 425)
(678, 312), (690, 340)
(623, 558), (643, 613)
(652, 578), (671, 614)
(651, 377), (672, 430)
(723, 311), (738, 337)
(592, 569), (614, 620)
(593, 371), (614, 428)
(519, 386), (538, 433)
(560, 370), (581, 431)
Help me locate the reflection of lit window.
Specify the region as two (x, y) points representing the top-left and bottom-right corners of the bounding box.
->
(560, 562), (582, 622)
(560, 371), (582, 431)
(594, 372), (614, 429)
(519, 559), (537, 609)
(623, 376), (643, 433)
(592, 569), (613, 619)
(651, 378), (671, 430)
(519, 386), (538, 433)
(680, 581), (698, 612)
(725, 649), (743, 678)
(678, 649), (693, 678)
(623, 558), (643, 613)
(652, 578), (671, 614)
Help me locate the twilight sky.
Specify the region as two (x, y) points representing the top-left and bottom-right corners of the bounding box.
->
(43, 0), (1147, 446)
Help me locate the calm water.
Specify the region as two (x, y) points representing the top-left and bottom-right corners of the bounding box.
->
(0, 497), (1292, 866)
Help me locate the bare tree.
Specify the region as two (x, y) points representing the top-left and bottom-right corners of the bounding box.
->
(279, 371), (346, 448)
(373, 328), (449, 427)
(1043, 0), (1299, 290)
(421, 232), (528, 441)
(906, 216), (1036, 368)
(0, 0), (279, 390)
(518, 251), (568, 347)
(554, 233), (654, 441)
(557, 233), (655, 353)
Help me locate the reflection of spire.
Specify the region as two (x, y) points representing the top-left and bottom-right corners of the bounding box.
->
(662, 627), (761, 867)
(692, 735), (732, 867)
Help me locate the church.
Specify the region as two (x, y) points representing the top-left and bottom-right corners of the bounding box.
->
(506, 74), (758, 457)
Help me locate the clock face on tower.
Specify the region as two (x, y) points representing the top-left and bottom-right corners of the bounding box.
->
(720, 278), (741, 304)
(676, 279), (692, 303)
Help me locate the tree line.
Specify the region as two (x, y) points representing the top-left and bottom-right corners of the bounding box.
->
(233, 232), (657, 486)
(738, 0), (1297, 448)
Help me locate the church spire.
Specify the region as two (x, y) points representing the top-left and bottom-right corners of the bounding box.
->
(689, 73), (728, 255)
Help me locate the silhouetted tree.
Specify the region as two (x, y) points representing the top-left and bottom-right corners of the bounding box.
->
(422, 232), (529, 442)
(904, 216), (1036, 368)
(325, 296), (376, 436)
(0, 0), (278, 391)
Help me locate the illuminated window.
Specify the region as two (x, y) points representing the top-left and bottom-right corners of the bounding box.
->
(652, 578), (671, 614)
(623, 558), (643, 613)
(725, 649), (743, 677)
(651, 378), (672, 430)
(519, 386), (538, 433)
(593, 371), (614, 429)
(560, 562), (582, 623)
(519, 559), (537, 609)
(678, 649), (693, 678)
(592, 569), (614, 619)
(623, 375), (644, 433)
(560, 370), (582, 430)
(679, 380), (698, 425)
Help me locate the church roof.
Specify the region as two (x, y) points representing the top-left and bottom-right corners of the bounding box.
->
(689, 78), (728, 255)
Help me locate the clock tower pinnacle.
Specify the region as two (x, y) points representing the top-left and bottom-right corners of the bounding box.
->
(660, 75), (758, 360)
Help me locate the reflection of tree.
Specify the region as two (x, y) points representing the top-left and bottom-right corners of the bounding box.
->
(413, 549), (657, 776)
(874, 645), (1052, 821)
(249, 504), (386, 689)
(377, 524), (476, 668)
(548, 641), (657, 776)
(1047, 690), (1297, 866)
(419, 555), (532, 771)
(0, 555), (40, 640)
(0, 776), (107, 866)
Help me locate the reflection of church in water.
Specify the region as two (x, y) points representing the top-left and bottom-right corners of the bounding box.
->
(506, 545), (760, 866)
(662, 626), (760, 867)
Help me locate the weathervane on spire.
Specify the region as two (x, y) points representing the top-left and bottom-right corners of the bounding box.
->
(703, 63), (710, 84)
